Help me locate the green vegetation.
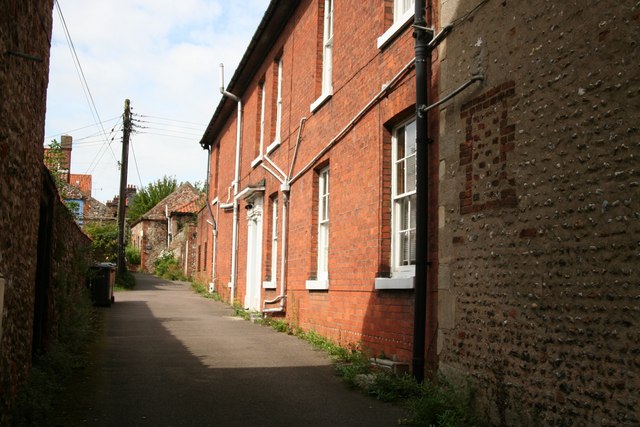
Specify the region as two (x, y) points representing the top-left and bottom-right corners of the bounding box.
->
(125, 244), (141, 266)
(261, 317), (486, 427)
(401, 378), (485, 427)
(11, 250), (100, 426)
(153, 251), (187, 281)
(128, 175), (178, 223)
(83, 222), (118, 263)
(191, 281), (221, 301)
(44, 139), (82, 221)
(44, 139), (68, 190)
(188, 285), (486, 426)
(231, 301), (251, 320)
(115, 270), (136, 290)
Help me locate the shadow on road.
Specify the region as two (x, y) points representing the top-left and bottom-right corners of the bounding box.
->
(56, 276), (405, 427)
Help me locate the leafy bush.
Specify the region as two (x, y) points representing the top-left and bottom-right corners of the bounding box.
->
(153, 251), (187, 281)
(12, 275), (100, 425)
(83, 222), (118, 262)
(125, 245), (141, 265)
(402, 377), (485, 427)
(115, 270), (136, 290)
(128, 176), (178, 223)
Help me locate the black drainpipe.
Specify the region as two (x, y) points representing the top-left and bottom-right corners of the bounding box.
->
(413, 0), (434, 383)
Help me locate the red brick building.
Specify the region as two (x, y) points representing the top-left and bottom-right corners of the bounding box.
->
(195, 1), (639, 424)
(195, 0), (431, 365)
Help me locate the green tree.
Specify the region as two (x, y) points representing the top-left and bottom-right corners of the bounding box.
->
(44, 139), (81, 221)
(44, 139), (68, 191)
(84, 222), (118, 262)
(128, 175), (179, 223)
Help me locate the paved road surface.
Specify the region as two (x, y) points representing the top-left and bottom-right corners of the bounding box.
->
(60, 273), (406, 426)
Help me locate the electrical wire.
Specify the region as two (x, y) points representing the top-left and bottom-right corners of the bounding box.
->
(133, 119), (205, 134)
(135, 120), (204, 136)
(45, 115), (121, 141)
(134, 131), (199, 141)
(85, 122), (122, 175)
(136, 114), (206, 127)
(129, 135), (144, 190)
(54, 0), (117, 164)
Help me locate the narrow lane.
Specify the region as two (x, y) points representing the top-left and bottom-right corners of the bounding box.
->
(63, 273), (406, 426)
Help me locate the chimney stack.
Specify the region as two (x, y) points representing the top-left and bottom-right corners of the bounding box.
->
(60, 135), (72, 183)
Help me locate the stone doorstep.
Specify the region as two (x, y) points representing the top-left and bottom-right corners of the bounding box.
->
(370, 357), (410, 375)
(249, 312), (263, 323)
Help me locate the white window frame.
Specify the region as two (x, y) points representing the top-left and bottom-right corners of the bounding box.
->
(395, 0), (414, 21)
(375, 118), (416, 290)
(311, 0), (334, 112)
(322, 0), (333, 96)
(252, 81), (267, 167)
(264, 197), (278, 289)
(307, 167), (330, 290)
(377, 0), (415, 50)
(267, 58), (283, 154)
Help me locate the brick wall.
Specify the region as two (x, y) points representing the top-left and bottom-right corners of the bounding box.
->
(197, 0), (432, 363)
(1, 2), (94, 421)
(0, 0), (55, 420)
(437, 0), (640, 425)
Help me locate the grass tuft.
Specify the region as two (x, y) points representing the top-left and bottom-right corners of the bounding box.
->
(191, 281), (222, 301)
(115, 270), (136, 290)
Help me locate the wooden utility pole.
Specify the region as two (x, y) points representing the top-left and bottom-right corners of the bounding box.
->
(117, 99), (131, 277)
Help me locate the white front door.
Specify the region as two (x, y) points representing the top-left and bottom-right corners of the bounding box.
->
(244, 196), (263, 311)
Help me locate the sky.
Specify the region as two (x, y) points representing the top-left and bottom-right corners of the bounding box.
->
(45, 0), (270, 203)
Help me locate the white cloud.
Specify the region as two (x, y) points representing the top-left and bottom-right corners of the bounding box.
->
(45, 0), (269, 202)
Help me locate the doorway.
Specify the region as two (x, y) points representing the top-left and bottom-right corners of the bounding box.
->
(244, 196), (263, 311)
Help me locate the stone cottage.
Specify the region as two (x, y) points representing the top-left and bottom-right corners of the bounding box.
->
(131, 182), (202, 273)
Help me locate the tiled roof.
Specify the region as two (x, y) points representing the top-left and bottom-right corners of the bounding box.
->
(142, 182), (203, 221)
(172, 196), (205, 214)
(69, 174), (92, 196)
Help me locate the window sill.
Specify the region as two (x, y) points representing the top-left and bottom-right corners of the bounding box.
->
(251, 155), (263, 169)
(306, 279), (329, 290)
(377, 10), (415, 50)
(310, 92), (332, 113)
(266, 140), (280, 155)
(375, 276), (414, 290)
(263, 280), (277, 290)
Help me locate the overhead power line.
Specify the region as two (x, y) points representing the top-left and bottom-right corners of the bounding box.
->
(45, 115), (121, 141)
(136, 114), (206, 127)
(54, 0), (117, 164)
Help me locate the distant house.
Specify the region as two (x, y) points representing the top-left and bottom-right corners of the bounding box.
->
(130, 183), (202, 273)
(44, 135), (119, 225)
(166, 198), (202, 278)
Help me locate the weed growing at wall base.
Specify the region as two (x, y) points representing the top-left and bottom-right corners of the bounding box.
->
(115, 270), (136, 290)
(261, 317), (487, 426)
(11, 290), (101, 425)
(154, 251), (187, 281)
(186, 288), (487, 426)
(191, 281), (221, 301)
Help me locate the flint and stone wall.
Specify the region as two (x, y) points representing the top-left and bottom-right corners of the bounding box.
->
(1, 1), (91, 422)
(437, 1), (640, 425)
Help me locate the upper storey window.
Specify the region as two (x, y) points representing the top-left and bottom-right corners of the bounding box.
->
(377, 0), (415, 49)
(311, 0), (334, 112)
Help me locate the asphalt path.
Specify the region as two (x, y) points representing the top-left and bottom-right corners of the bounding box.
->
(60, 273), (406, 426)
